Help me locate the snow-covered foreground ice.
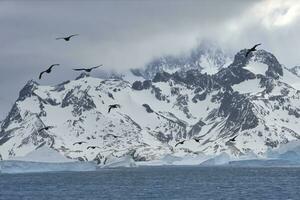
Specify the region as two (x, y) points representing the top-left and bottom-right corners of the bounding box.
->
(0, 146), (97, 174)
(2, 140), (300, 173)
(136, 140), (300, 167)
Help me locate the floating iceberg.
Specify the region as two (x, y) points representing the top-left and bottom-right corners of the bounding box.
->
(0, 146), (96, 174)
(102, 155), (137, 168)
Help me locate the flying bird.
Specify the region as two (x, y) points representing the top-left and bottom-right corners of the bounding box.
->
(245, 43), (261, 57)
(38, 126), (55, 132)
(229, 135), (238, 142)
(56, 34), (79, 41)
(39, 64), (60, 79)
(73, 65), (103, 73)
(175, 140), (185, 147)
(108, 104), (121, 113)
(73, 141), (87, 145)
(87, 146), (100, 150)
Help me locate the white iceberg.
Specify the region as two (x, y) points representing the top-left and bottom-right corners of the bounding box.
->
(102, 155), (137, 168)
(137, 153), (211, 166)
(0, 146), (96, 174)
(265, 140), (300, 163)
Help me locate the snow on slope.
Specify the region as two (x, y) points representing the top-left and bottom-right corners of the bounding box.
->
(11, 145), (73, 163)
(244, 62), (268, 76)
(1, 48), (300, 166)
(281, 67), (300, 90)
(232, 78), (263, 94)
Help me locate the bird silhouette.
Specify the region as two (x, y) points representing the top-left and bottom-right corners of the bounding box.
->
(38, 126), (55, 132)
(87, 146), (100, 150)
(229, 135), (238, 142)
(73, 141), (87, 145)
(245, 43), (261, 57)
(175, 140), (185, 147)
(73, 65), (103, 73)
(108, 104), (121, 113)
(56, 34), (79, 41)
(39, 64), (60, 79)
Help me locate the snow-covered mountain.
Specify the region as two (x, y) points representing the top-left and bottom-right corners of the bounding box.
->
(1, 48), (300, 165)
(132, 40), (233, 80)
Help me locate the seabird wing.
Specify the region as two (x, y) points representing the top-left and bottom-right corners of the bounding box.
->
(253, 43), (261, 49)
(91, 65), (103, 70)
(69, 34), (79, 38)
(39, 71), (45, 79)
(49, 64), (59, 70)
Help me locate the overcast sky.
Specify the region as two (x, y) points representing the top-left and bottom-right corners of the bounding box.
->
(1, 0), (300, 119)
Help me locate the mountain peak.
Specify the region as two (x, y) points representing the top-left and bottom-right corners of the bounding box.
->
(17, 80), (38, 101)
(133, 40), (233, 79)
(229, 49), (283, 79)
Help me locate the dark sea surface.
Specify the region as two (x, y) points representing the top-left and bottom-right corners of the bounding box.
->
(1, 166), (300, 200)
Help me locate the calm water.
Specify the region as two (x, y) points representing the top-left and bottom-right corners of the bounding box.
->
(1, 166), (300, 200)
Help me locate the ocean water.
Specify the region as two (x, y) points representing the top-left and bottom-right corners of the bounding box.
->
(0, 166), (300, 200)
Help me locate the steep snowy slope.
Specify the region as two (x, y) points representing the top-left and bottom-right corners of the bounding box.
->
(0, 49), (300, 165)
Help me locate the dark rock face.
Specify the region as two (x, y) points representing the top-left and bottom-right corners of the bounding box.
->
(155, 131), (173, 143)
(288, 108), (300, 118)
(132, 80), (152, 90)
(18, 80), (38, 101)
(253, 50), (283, 78)
(153, 71), (172, 83)
(61, 88), (96, 115)
(187, 120), (206, 137)
(192, 92), (207, 103)
(132, 81), (143, 90)
(217, 91), (259, 133)
(151, 86), (164, 101)
(214, 66), (256, 87)
(172, 70), (220, 90)
(142, 104), (154, 113)
(142, 80), (152, 89)
(214, 49), (283, 87)
(1, 103), (22, 131)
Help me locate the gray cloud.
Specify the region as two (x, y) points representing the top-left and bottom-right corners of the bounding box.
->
(0, 0), (299, 119)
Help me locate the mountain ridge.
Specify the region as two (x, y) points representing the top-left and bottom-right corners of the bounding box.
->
(0, 48), (300, 165)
